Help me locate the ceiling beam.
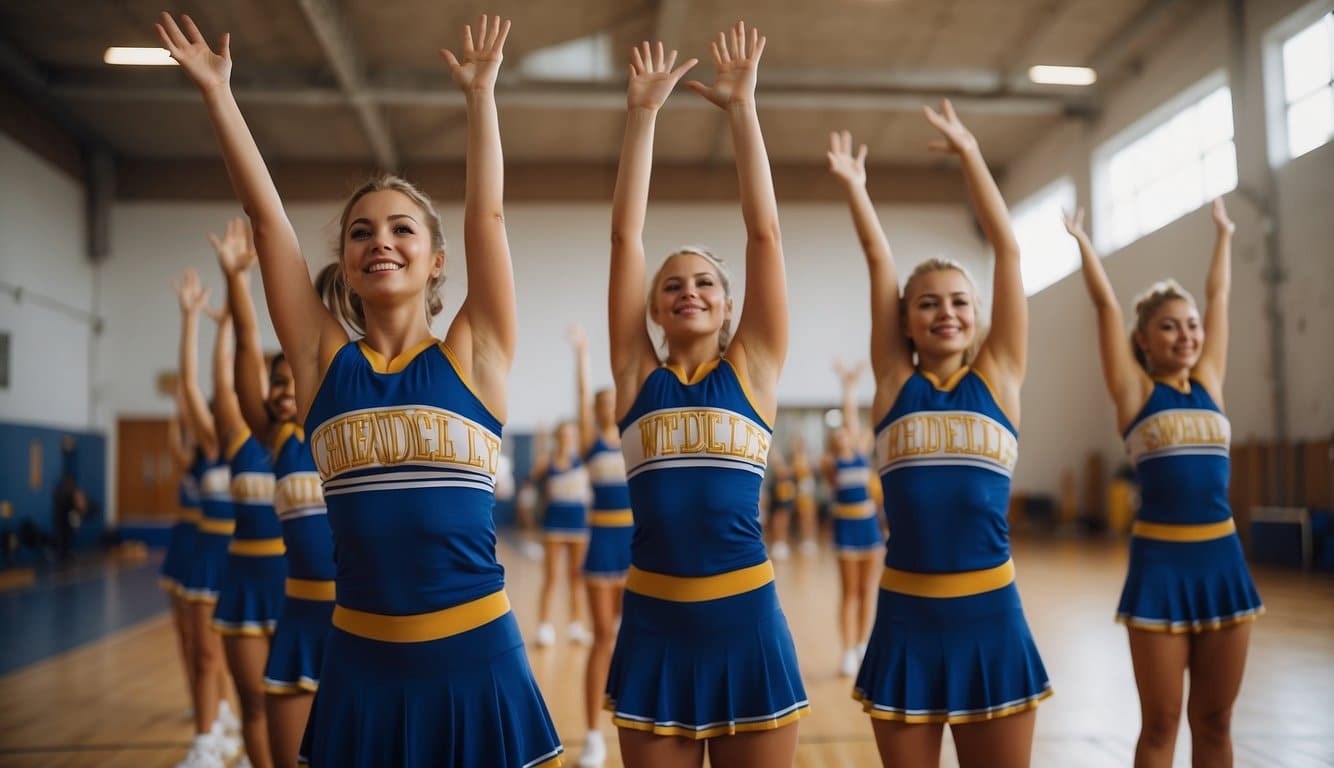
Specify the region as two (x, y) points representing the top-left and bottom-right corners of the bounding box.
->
(293, 0), (399, 171)
(115, 157), (966, 205)
(55, 80), (1076, 116)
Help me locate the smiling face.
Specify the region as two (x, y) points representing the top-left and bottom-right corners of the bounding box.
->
(266, 356), (297, 424)
(340, 188), (444, 314)
(902, 267), (977, 361)
(1136, 297), (1203, 374)
(649, 251), (733, 353)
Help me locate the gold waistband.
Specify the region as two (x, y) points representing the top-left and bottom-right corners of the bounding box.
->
(626, 560), (774, 602)
(1132, 518), (1236, 542)
(179, 509), (203, 524)
(832, 501), (876, 520)
(197, 518), (236, 536)
(228, 537), (286, 556)
(332, 590), (510, 643)
(285, 578), (336, 601)
(880, 558), (1015, 598)
(589, 510), (634, 527)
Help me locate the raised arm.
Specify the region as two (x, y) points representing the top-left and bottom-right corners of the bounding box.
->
(1063, 207), (1149, 427)
(528, 422), (553, 481)
(212, 218), (271, 441)
(827, 131), (913, 405)
(835, 359), (866, 445)
(569, 325), (596, 454)
(925, 101), (1026, 389)
(439, 16), (516, 419)
(207, 305), (247, 454)
(1193, 197), (1233, 399)
(168, 384), (195, 472)
(609, 41), (698, 414)
(157, 13), (342, 407)
(173, 269), (218, 459)
(686, 23), (786, 404)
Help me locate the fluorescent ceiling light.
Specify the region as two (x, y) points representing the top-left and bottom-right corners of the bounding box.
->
(1027, 65), (1096, 86)
(104, 47), (178, 66)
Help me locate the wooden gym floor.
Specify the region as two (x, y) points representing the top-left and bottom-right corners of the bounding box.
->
(1, 536), (1331, 767)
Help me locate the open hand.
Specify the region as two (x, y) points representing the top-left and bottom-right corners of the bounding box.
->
(826, 130), (868, 188)
(173, 269), (210, 315)
(685, 21), (765, 109)
(923, 99), (978, 156)
(156, 12), (231, 94)
(1062, 207), (1088, 240)
(209, 218), (256, 276)
(626, 41), (697, 112)
(1211, 197), (1235, 235)
(440, 15), (511, 94)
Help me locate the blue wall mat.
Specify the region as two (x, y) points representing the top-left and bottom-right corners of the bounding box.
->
(0, 423), (107, 556)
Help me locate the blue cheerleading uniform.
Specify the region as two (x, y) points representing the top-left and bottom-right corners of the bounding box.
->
(582, 436), (633, 582)
(855, 367), (1051, 724)
(161, 451), (204, 595)
(264, 423), (335, 695)
(179, 459), (234, 603)
(830, 452), (882, 558)
(213, 431), (287, 636)
(542, 456), (589, 542)
(299, 338), (561, 768)
(1116, 379), (1263, 633)
(607, 358), (809, 739)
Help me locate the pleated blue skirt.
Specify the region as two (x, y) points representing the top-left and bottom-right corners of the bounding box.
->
(265, 596), (333, 694)
(160, 521), (197, 593)
(213, 553), (287, 636)
(583, 524), (633, 581)
(1117, 532), (1263, 633)
(854, 582), (1051, 723)
(299, 611), (563, 767)
(833, 516), (883, 557)
(179, 530), (231, 603)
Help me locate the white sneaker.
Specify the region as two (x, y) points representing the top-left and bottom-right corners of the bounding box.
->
(799, 539), (818, 556)
(839, 648), (859, 677)
(217, 699), (240, 733)
(535, 622), (556, 647)
(209, 721), (240, 760)
(568, 622), (593, 646)
(174, 735), (225, 768)
(577, 729), (607, 767)
(523, 540), (545, 561)
(771, 541), (790, 560)
(856, 641), (868, 663)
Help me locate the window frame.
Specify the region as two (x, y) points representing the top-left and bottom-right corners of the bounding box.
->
(1263, 0), (1334, 167)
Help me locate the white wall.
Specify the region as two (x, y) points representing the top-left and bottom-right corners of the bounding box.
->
(1001, 0), (1334, 497)
(0, 131), (94, 429)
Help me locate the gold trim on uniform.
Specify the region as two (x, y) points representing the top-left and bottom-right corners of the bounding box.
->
(832, 501), (876, 520)
(197, 518), (236, 535)
(880, 559), (1015, 598)
(332, 590), (510, 643)
(228, 537), (286, 556)
(286, 578), (336, 601)
(1131, 518), (1235, 542)
(626, 560), (774, 603)
(225, 429), (252, 461)
(589, 509), (634, 527)
(854, 687), (1052, 724)
(179, 509), (203, 524)
(608, 699), (810, 739)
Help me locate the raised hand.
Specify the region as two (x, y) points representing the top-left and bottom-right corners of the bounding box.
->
(439, 15), (511, 94)
(568, 323), (587, 350)
(1062, 207), (1088, 240)
(156, 13), (231, 94)
(173, 269), (210, 315)
(204, 302), (230, 325)
(834, 357), (865, 387)
(1211, 197), (1235, 235)
(209, 218), (256, 276)
(827, 130), (868, 188)
(685, 21), (766, 109)
(923, 99), (979, 157)
(626, 41), (698, 112)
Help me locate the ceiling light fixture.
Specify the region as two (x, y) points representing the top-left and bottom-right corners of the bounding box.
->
(103, 47), (178, 66)
(1027, 65), (1096, 86)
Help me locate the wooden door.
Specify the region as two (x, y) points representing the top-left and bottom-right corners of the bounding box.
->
(116, 418), (182, 521)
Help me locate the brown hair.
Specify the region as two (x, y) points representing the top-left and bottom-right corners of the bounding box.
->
(649, 246), (734, 356)
(328, 175), (447, 335)
(1130, 279), (1196, 372)
(900, 257), (984, 365)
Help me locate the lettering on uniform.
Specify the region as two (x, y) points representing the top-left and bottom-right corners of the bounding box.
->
(1127, 408), (1230, 463)
(877, 410), (1018, 476)
(274, 472), (325, 517)
(309, 404), (501, 480)
(622, 407), (771, 477)
(230, 471), (276, 503)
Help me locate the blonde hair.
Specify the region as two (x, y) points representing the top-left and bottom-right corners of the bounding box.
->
(900, 258), (984, 365)
(328, 175), (447, 335)
(1130, 279), (1197, 371)
(648, 246), (734, 356)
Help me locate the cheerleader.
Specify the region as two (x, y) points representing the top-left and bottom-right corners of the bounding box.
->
(531, 416), (592, 648)
(1063, 200), (1260, 767)
(604, 27), (808, 766)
